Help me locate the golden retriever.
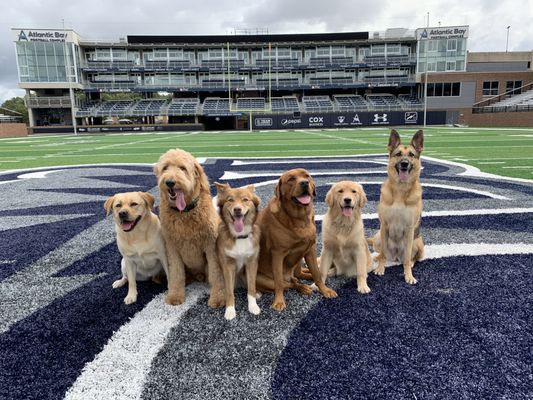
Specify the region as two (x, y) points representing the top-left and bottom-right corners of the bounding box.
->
(215, 183), (261, 320)
(369, 129), (425, 284)
(104, 191), (168, 304)
(154, 148), (224, 307)
(319, 181), (373, 293)
(256, 168), (337, 311)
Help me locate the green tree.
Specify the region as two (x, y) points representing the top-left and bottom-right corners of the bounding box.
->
(1, 97), (29, 124)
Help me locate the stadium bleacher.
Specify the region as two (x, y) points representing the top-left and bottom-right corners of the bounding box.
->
(202, 97), (231, 114)
(167, 98), (200, 115)
(130, 99), (167, 116)
(236, 97), (265, 110)
(302, 95), (333, 111)
(333, 95), (369, 111)
(365, 94), (402, 110)
(271, 97), (300, 112)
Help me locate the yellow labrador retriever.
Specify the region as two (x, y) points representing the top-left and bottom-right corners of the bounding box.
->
(104, 191), (168, 304)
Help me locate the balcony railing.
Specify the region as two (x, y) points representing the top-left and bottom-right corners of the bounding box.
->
(25, 96), (72, 108)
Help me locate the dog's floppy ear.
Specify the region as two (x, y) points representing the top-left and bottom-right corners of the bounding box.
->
(140, 192), (155, 210)
(215, 182), (229, 207)
(309, 176), (317, 197)
(274, 177), (283, 199)
(247, 185), (261, 209)
(194, 160), (210, 193)
(411, 130), (424, 155)
(104, 195), (115, 216)
(325, 187), (334, 207)
(388, 129), (401, 153)
(358, 186), (368, 209)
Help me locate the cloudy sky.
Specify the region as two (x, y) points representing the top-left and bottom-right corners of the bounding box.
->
(1, 0), (532, 103)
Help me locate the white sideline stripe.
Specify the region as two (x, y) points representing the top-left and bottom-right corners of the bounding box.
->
(424, 243), (533, 259)
(315, 207), (533, 222)
(231, 159), (388, 166)
(220, 170), (386, 180)
(64, 284), (208, 400)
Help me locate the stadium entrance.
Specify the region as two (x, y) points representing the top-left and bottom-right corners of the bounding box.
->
(200, 115), (238, 131)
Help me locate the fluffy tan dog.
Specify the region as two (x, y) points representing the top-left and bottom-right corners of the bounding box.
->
(369, 129), (425, 284)
(104, 191), (168, 304)
(256, 168), (337, 311)
(215, 183), (261, 320)
(154, 148), (224, 307)
(319, 181), (373, 293)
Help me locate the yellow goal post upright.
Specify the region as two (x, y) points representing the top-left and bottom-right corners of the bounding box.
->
(227, 41), (272, 131)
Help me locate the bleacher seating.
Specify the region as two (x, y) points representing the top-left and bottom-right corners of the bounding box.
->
(130, 99), (167, 116)
(202, 98), (231, 113)
(302, 96), (333, 111)
(167, 98), (200, 115)
(365, 94), (402, 110)
(236, 98), (265, 110)
(76, 101), (99, 117)
(398, 94), (422, 107)
(94, 101), (135, 117)
(333, 95), (368, 111)
(271, 97), (300, 112)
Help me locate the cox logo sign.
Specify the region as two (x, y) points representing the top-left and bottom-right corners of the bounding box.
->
(308, 116), (325, 126)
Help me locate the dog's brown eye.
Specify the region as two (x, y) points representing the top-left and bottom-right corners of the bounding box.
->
(131, 202), (138, 207)
(352, 190), (356, 193)
(179, 166), (187, 171)
(288, 177), (295, 182)
(115, 203), (121, 208)
(338, 189), (344, 193)
(161, 165), (168, 171)
(228, 197), (234, 202)
(409, 152), (415, 157)
(395, 152), (402, 157)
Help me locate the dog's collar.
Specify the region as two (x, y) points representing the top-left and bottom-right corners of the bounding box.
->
(170, 195), (199, 213)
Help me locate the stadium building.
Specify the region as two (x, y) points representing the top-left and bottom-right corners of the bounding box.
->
(11, 26), (533, 133)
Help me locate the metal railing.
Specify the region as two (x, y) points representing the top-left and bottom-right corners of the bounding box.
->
(473, 81), (533, 113)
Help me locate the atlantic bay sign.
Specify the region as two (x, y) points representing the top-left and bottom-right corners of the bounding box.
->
(12, 29), (75, 43)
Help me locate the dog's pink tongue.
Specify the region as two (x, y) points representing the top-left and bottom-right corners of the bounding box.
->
(175, 190), (186, 211)
(399, 170), (410, 182)
(121, 221), (134, 231)
(342, 206), (353, 217)
(233, 216), (244, 233)
(297, 195), (311, 205)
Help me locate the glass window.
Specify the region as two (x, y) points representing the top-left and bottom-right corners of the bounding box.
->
(452, 82), (461, 96)
(428, 40), (438, 52)
(482, 81), (499, 96)
(443, 82), (452, 96)
(434, 82), (443, 96)
(426, 82), (434, 96)
(446, 61), (456, 71)
(506, 80), (522, 95)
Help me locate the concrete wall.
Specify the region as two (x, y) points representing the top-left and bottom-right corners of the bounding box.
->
(0, 123), (28, 138)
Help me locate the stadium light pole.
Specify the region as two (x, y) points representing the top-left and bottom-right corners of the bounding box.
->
(506, 26), (510, 52)
(62, 19), (77, 135)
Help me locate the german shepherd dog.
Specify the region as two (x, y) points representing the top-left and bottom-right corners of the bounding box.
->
(369, 129), (425, 284)
(215, 183), (261, 320)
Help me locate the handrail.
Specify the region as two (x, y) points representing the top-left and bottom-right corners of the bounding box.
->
(473, 81), (533, 108)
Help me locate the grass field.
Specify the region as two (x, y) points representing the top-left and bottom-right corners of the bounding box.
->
(0, 126), (532, 179)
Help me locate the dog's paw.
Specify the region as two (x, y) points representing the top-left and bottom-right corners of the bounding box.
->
(322, 287), (338, 298)
(357, 285), (371, 294)
(112, 278), (126, 289)
(124, 293), (137, 305)
(248, 302), (261, 316)
(271, 299), (287, 312)
(373, 266), (385, 276)
(224, 306), (236, 320)
(296, 284), (314, 296)
(405, 275), (418, 285)
(208, 295), (225, 309)
(165, 293), (184, 306)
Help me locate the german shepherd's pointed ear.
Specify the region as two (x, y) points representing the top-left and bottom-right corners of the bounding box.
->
(104, 195), (115, 216)
(411, 130), (424, 154)
(140, 192), (155, 210)
(388, 129), (401, 153)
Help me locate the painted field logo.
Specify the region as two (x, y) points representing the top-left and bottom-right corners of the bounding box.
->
(0, 156), (532, 400)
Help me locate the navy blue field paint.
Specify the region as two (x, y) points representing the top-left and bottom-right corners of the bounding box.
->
(0, 156), (531, 400)
(272, 254), (533, 400)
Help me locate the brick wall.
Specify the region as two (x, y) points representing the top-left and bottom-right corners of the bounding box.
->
(0, 124), (28, 138)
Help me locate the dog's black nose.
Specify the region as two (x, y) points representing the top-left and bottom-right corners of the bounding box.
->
(165, 180), (175, 189)
(300, 180), (309, 188)
(119, 211), (128, 220)
(233, 207), (242, 215)
(400, 160), (410, 169)
(344, 198), (352, 205)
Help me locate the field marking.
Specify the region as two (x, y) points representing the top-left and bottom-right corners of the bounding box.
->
(502, 166), (533, 169)
(65, 284), (208, 400)
(477, 161), (506, 164)
(221, 170), (387, 180)
(303, 130), (381, 147)
(231, 159), (388, 166)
